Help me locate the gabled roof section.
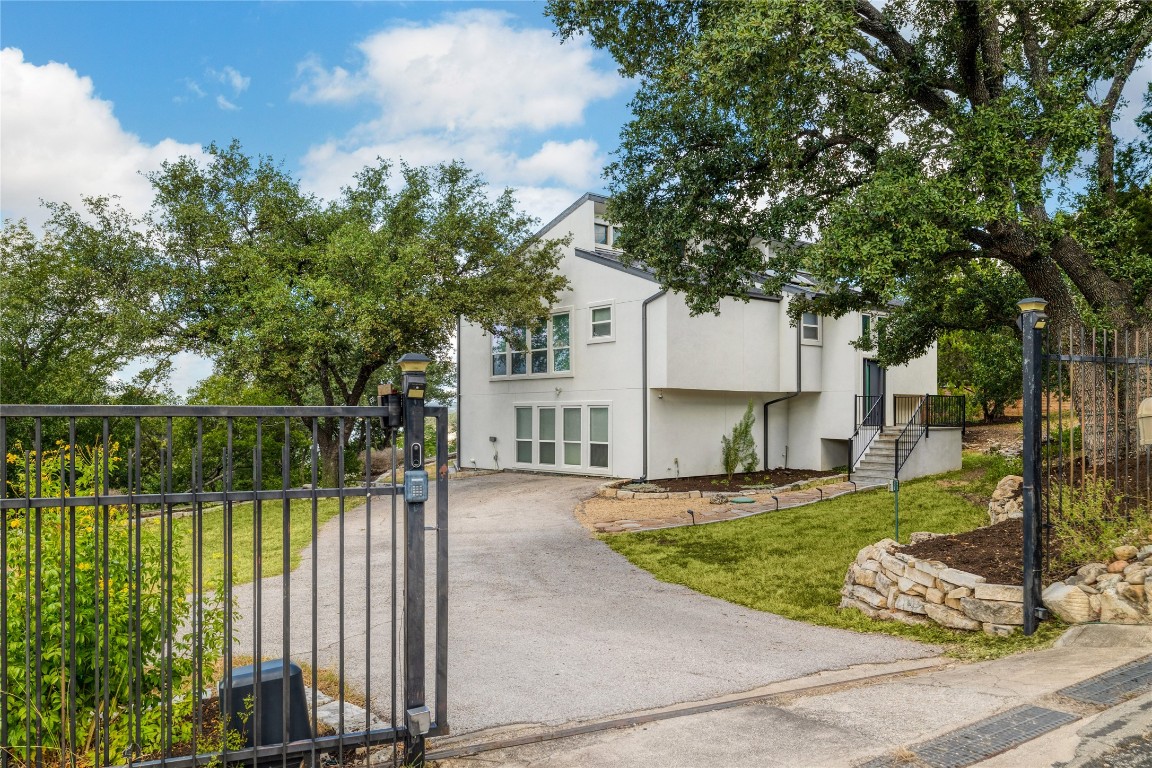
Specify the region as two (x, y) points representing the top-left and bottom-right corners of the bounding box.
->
(533, 192), (608, 239)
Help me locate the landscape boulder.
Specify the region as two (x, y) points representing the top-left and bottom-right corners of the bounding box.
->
(987, 475), (1024, 524)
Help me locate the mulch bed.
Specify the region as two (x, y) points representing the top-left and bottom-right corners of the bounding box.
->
(651, 467), (829, 493)
(901, 518), (1066, 585)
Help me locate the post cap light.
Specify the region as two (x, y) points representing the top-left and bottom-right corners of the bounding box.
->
(1017, 298), (1048, 313)
(398, 353), (432, 374)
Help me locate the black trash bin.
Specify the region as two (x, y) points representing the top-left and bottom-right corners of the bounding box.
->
(219, 659), (312, 765)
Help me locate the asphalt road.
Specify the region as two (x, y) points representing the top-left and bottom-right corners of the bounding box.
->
(234, 471), (939, 736)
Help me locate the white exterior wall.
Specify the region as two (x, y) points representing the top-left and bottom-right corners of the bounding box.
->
(459, 194), (943, 480)
(900, 428), (963, 479)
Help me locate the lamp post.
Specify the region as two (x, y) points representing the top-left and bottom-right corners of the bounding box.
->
(399, 352), (432, 764)
(1018, 299), (1048, 636)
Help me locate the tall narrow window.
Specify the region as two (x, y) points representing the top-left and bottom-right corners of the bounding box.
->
(538, 408), (556, 465)
(491, 331), (508, 376)
(552, 312), (570, 371)
(589, 407), (609, 468)
(590, 305), (612, 339)
(563, 407), (581, 466)
(594, 223), (609, 245)
(530, 322), (549, 373)
(510, 327), (528, 374)
(515, 407), (532, 463)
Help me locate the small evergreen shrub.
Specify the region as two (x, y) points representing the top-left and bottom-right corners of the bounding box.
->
(721, 403), (759, 481)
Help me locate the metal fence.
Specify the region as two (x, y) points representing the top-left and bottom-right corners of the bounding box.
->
(1020, 300), (1152, 634)
(1, 388), (447, 766)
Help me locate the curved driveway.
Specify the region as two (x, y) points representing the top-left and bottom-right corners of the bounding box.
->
(446, 472), (936, 734)
(235, 472), (938, 736)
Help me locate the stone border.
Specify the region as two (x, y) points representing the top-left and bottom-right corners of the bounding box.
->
(840, 538), (1026, 636)
(596, 473), (848, 501)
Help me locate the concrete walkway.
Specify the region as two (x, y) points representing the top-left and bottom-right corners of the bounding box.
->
(233, 472), (940, 735)
(429, 625), (1152, 768)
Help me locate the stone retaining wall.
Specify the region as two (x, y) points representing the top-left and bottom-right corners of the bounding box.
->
(840, 538), (1025, 636)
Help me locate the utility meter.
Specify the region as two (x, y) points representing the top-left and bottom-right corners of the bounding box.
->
(405, 470), (429, 503)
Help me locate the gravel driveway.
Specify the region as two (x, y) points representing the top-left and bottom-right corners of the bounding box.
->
(234, 472), (938, 736)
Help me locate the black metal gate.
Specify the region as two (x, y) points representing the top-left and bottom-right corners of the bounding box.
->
(1, 358), (448, 767)
(1020, 300), (1152, 634)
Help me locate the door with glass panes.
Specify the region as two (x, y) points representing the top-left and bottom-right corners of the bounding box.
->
(515, 404), (610, 472)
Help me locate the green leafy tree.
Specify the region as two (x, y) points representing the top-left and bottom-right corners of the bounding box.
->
(150, 142), (569, 481)
(938, 328), (1022, 422)
(548, 0), (1152, 364)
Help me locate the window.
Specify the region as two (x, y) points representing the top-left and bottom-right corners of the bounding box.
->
(515, 404), (610, 472)
(563, 407), (581, 466)
(594, 222), (623, 249)
(590, 303), (612, 341)
(491, 312), (571, 377)
(801, 312), (821, 343)
(589, 407), (609, 468)
(861, 313), (871, 337)
(539, 408), (556, 465)
(595, 223), (609, 245)
(516, 407), (532, 463)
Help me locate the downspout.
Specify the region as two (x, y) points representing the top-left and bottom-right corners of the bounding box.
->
(763, 313), (803, 470)
(455, 315), (462, 470)
(640, 289), (667, 481)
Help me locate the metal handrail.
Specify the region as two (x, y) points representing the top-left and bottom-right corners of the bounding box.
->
(894, 396), (928, 479)
(848, 396), (885, 483)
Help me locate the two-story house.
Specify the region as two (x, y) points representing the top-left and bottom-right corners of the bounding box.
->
(457, 193), (961, 482)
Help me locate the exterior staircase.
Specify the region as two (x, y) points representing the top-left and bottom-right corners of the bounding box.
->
(851, 427), (900, 486)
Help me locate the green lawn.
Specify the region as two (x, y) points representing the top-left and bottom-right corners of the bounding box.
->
(605, 453), (1065, 658)
(141, 496), (350, 588)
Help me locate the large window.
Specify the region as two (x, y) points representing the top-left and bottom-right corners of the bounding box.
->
(492, 312), (571, 377)
(513, 404), (610, 472)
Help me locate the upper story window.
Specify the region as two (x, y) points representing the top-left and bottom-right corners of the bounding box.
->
(594, 221), (623, 249)
(801, 312), (822, 344)
(589, 303), (613, 342)
(492, 312), (571, 377)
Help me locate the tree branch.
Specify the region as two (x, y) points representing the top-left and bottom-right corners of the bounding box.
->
(1096, 18), (1152, 201)
(852, 0), (954, 117)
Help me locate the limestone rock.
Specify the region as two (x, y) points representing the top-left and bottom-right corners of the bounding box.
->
(852, 565), (877, 589)
(1124, 567), (1147, 585)
(960, 597), (1024, 625)
(925, 588), (945, 605)
(983, 623), (1019, 637)
(946, 587), (972, 600)
(908, 532), (942, 545)
(616, 490), (634, 500)
(904, 566), (936, 588)
(1044, 582), (1099, 623)
(1098, 590), (1146, 624)
(939, 568), (985, 589)
(1107, 560), (1129, 574)
(1077, 563), (1108, 584)
(1114, 545), (1139, 561)
(988, 475), (1024, 524)
(893, 594), (927, 614)
(874, 571), (893, 595)
(974, 583), (1025, 603)
(925, 603), (982, 631)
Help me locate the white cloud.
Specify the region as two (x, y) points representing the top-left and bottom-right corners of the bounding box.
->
(0, 47), (206, 227)
(216, 94), (239, 111)
(293, 10), (625, 224)
(211, 65), (250, 95)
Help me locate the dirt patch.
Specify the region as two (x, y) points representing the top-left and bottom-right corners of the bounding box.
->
(962, 420), (1023, 454)
(643, 467), (828, 493)
(901, 519), (1065, 585)
(576, 497), (698, 528)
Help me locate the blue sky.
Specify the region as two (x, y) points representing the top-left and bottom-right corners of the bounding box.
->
(1, 1), (635, 227)
(1, 1), (635, 394)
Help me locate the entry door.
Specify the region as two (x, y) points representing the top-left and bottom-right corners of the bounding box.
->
(863, 359), (885, 426)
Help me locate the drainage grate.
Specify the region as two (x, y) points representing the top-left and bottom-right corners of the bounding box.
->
(910, 706), (1079, 768)
(1058, 656), (1152, 707)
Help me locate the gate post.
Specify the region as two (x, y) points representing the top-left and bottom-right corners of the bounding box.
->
(1018, 299), (1047, 636)
(400, 353), (432, 765)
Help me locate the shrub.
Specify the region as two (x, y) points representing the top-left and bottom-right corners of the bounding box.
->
(721, 403), (758, 481)
(1050, 478), (1152, 571)
(4, 444), (226, 764)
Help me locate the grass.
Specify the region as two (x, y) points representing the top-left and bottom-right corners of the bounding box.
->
(141, 496), (349, 588)
(604, 453), (1066, 659)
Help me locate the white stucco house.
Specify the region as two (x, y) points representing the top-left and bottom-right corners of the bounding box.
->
(456, 193), (962, 482)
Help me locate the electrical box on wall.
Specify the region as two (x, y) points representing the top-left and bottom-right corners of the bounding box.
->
(1139, 398), (1152, 447)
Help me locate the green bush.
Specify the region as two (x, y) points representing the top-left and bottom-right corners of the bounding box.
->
(1051, 478), (1152, 571)
(721, 403), (758, 481)
(4, 444), (226, 764)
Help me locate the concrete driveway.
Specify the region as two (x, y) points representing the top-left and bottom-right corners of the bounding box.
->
(234, 472), (938, 736)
